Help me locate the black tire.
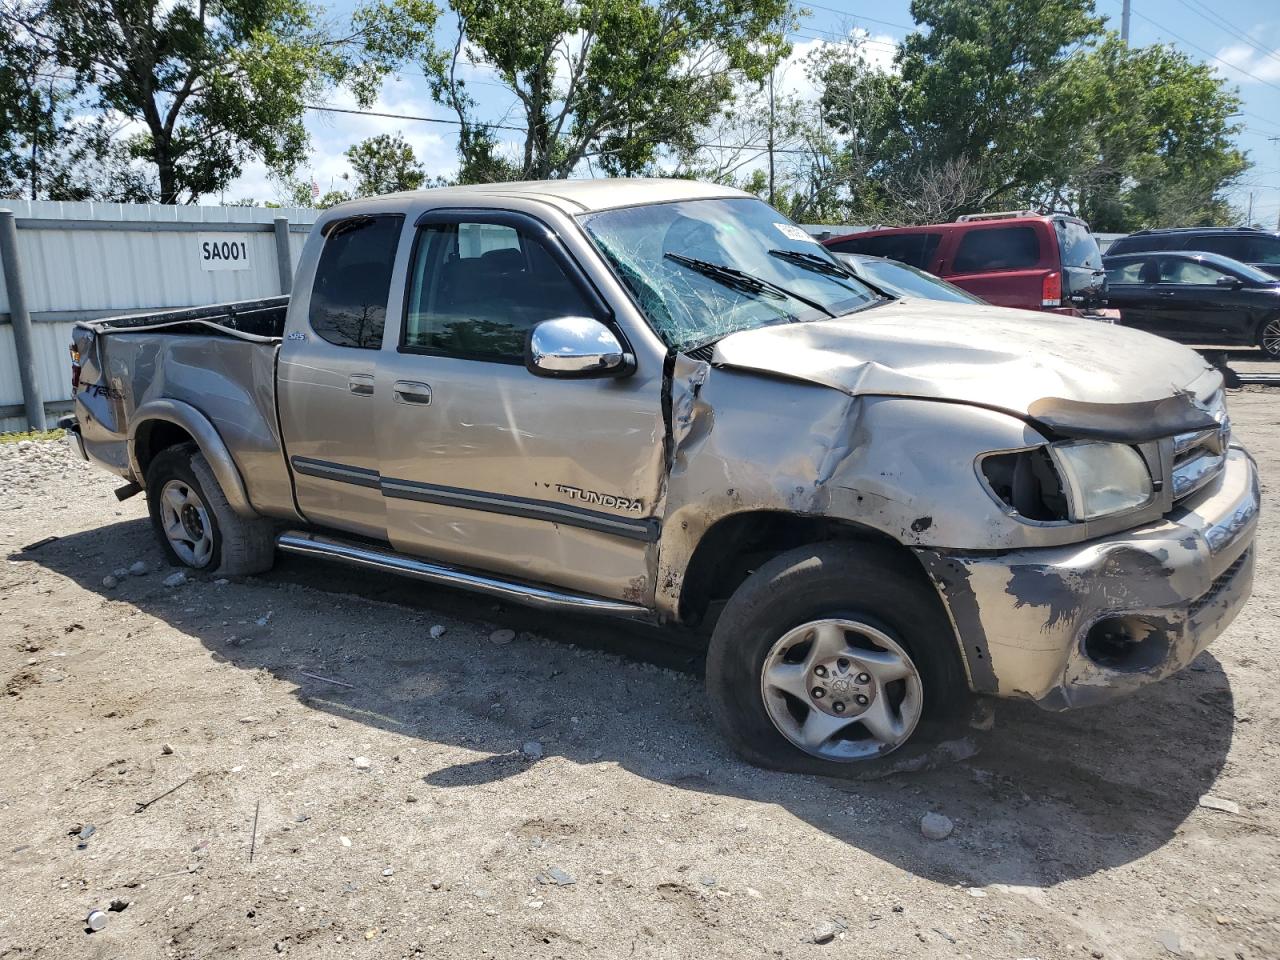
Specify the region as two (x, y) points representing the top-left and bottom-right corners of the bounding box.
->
(1257, 315), (1280, 360)
(145, 443), (276, 576)
(705, 541), (968, 774)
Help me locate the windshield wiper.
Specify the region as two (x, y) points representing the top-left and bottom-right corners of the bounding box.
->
(768, 247), (855, 279)
(664, 252), (835, 318)
(769, 248), (897, 301)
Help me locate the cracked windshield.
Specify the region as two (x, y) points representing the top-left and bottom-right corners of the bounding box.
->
(581, 198), (881, 350)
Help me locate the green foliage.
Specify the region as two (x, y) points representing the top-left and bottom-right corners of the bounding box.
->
(345, 133), (426, 195)
(0, 0), (440, 203)
(811, 0), (1248, 230)
(430, 0), (795, 182)
(0, 428), (65, 443)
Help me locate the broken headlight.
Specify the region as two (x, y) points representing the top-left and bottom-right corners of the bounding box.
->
(981, 441), (1153, 523)
(1050, 441), (1154, 520)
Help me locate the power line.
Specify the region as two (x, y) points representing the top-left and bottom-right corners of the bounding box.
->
(305, 103), (526, 133)
(1173, 0), (1280, 67)
(795, 2), (913, 32)
(305, 102), (818, 155)
(1122, 2), (1280, 94)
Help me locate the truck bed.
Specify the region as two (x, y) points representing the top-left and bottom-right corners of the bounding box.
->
(84, 295), (290, 340)
(72, 295), (296, 518)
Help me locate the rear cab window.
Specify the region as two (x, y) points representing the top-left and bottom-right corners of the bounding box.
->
(309, 215), (405, 349)
(828, 232), (942, 269)
(952, 225), (1041, 273)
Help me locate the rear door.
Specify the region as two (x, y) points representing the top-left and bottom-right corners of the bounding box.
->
(1147, 256), (1249, 344)
(943, 224), (1045, 308)
(277, 214), (405, 540)
(374, 208), (666, 602)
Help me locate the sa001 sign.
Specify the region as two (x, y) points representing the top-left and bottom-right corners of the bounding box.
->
(198, 233), (253, 271)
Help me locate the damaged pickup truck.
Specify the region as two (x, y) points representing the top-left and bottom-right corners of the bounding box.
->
(65, 179), (1259, 771)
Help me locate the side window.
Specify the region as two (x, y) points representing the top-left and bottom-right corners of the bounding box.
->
(1246, 236), (1280, 265)
(309, 215), (403, 349)
(831, 232), (941, 269)
(1197, 235), (1250, 261)
(1157, 257), (1231, 285)
(403, 221), (596, 363)
(1105, 260), (1145, 284)
(952, 226), (1041, 273)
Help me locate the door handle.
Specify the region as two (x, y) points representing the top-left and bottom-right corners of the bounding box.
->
(348, 374), (375, 396)
(1155, 290), (1176, 297)
(393, 380), (432, 405)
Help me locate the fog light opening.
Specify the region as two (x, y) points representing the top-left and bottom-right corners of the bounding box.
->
(1082, 616), (1170, 672)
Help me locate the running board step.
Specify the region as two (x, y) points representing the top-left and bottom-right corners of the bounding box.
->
(275, 530), (652, 620)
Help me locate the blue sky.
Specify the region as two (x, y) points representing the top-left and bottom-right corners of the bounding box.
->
(232, 1), (1280, 229)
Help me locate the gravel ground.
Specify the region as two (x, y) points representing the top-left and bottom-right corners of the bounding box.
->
(1, 386), (1278, 960)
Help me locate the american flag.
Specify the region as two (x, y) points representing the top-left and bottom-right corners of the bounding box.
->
(310, 179), (320, 201)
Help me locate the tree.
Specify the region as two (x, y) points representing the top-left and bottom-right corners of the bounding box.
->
(2, 0), (440, 203)
(811, 0), (1247, 229)
(429, 0), (795, 182)
(1046, 38), (1247, 229)
(345, 133), (426, 195)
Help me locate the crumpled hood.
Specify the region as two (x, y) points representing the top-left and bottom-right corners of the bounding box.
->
(712, 299), (1223, 440)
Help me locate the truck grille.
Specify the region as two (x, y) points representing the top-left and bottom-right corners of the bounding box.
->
(1170, 391), (1229, 503)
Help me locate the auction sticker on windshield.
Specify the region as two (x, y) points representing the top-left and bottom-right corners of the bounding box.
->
(773, 222), (818, 244)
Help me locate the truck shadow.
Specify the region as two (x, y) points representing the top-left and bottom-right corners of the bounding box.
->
(23, 518), (1238, 890)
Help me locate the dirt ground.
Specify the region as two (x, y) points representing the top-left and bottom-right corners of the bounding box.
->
(2, 384), (1278, 960)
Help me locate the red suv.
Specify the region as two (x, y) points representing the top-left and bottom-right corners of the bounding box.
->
(823, 212), (1107, 314)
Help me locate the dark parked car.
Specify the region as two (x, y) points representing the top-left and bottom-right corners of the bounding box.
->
(831, 252), (986, 304)
(1103, 250), (1280, 358)
(1107, 226), (1280, 279)
(823, 212), (1106, 314)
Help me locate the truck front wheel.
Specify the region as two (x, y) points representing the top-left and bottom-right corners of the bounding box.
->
(145, 444), (276, 576)
(705, 542), (967, 772)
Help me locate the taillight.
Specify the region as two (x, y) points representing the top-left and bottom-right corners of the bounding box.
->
(70, 344), (81, 391)
(1042, 271), (1062, 308)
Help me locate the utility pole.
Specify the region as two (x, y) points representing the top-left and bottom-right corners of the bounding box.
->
(1271, 137), (1280, 230)
(1121, 0), (1131, 43)
(767, 62), (776, 207)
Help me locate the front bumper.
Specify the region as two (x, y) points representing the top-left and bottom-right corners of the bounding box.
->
(918, 446), (1259, 709)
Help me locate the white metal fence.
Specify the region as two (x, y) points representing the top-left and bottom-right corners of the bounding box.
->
(0, 200), (319, 433)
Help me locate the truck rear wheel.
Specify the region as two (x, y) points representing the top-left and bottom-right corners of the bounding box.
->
(145, 444), (276, 576)
(705, 542), (967, 772)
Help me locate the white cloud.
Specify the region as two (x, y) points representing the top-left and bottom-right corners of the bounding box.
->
(774, 30), (898, 99)
(1213, 36), (1280, 85)
(227, 76), (461, 203)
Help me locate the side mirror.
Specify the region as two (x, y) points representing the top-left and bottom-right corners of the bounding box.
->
(1216, 276), (1242, 288)
(526, 317), (634, 379)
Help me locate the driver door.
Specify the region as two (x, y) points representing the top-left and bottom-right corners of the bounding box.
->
(374, 209), (666, 603)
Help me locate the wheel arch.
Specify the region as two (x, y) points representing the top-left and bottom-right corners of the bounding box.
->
(129, 399), (258, 517)
(673, 510), (931, 628)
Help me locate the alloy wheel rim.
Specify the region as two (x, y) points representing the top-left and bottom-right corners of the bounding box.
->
(760, 618), (923, 762)
(1263, 318), (1280, 358)
(159, 479), (213, 568)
